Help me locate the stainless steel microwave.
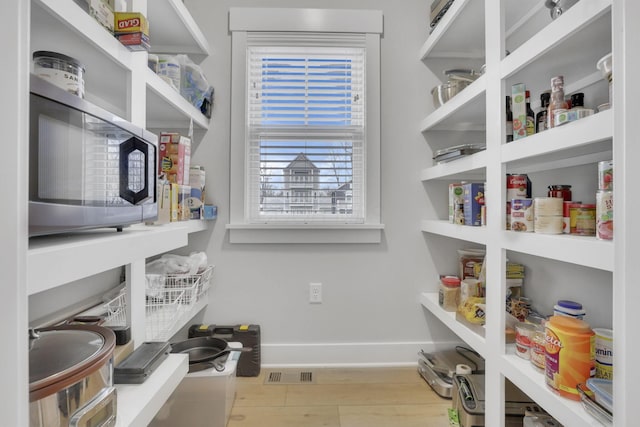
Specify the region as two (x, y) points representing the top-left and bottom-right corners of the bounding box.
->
(29, 74), (157, 236)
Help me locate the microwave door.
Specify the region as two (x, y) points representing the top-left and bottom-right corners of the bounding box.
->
(119, 137), (149, 205)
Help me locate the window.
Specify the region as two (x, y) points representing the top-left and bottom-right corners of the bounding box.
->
(247, 42), (364, 223)
(228, 8), (383, 243)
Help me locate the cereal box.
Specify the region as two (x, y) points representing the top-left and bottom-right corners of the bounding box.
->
(159, 133), (191, 185)
(463, 183), (485, 226)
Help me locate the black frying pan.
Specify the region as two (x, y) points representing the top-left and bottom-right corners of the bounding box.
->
(170, 336), (251, 364)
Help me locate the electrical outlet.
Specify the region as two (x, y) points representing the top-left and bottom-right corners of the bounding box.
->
(309, 283), (322, 304)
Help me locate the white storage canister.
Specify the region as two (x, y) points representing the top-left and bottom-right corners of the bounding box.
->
(438, 276), (461, 312)
(553, 299), (586, 319)
(33, 50), (85, 98)
(593, 328), (613, 380)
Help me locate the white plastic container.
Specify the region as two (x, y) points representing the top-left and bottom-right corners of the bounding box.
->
(33, 50), (85, 98)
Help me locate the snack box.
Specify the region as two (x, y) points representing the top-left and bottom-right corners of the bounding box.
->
(87, 0), (114, 32)
(463, 182), (485, 226)
(114, 12), (149, 36)
(159, 133), (191, 185)
(115, 32), (150, 51)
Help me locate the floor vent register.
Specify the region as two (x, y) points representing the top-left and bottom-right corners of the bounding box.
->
(265, 370), (315, 384)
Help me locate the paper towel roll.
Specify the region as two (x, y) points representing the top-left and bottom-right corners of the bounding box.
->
(456, 364), (472, 375)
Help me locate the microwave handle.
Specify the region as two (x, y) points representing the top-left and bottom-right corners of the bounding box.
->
(119, 137), (149, 205)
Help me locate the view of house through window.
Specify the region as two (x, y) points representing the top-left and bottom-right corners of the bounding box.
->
(247, 42), (366, 223)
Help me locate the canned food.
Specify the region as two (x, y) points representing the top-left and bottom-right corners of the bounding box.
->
(598, 161), (613, 190)
(545, 315), (595, 401)
(562, 201), (580, 234)
(593, 328), (613, 380)
(506, 175), (530, 231)
(534, 215), (563, 234)
(33, 50), (85, 98)
(535, 197), (563, 216)
(510, 198), (534, 232)
(569, 204), (596, 235)
(596, 190), (613, 240)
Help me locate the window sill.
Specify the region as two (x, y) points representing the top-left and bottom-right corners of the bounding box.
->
(226, 223), (384, 244)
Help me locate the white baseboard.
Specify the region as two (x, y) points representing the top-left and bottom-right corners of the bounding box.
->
(260, 340), (464, 368)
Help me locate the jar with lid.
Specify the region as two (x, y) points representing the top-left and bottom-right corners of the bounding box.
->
(438, 276), (461, 312)
(32, 51), (85, 98)
(547, 185), (572, 202)
(530, 325), (546, 371)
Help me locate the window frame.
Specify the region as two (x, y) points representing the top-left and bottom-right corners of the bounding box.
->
(227, 8), (383, 244)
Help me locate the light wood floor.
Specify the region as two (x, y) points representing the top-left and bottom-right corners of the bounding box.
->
(228, 367), (452, 427)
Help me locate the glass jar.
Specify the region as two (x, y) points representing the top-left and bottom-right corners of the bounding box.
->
(547, 185), (572, 202)
(438, 276), (461, 312)
(33, 51), (85, 98)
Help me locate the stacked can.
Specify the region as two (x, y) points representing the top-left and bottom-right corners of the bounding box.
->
(534, 197), (563, 234)
(507, 174), (531, 230)
(596, 160), (613, 240)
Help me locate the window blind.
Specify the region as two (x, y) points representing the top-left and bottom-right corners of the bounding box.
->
(246, 33), (366, 223)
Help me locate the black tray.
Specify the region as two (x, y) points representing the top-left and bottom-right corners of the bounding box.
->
(114, 341), (171, 384)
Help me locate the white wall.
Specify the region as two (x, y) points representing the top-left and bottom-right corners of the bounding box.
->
(182, 0), (462, 365)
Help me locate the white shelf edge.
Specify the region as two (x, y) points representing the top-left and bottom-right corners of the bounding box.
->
(146, 68), (210, 130)
(420, 150), (488, 181)
(501, 353), (604, 427)
(34, 0), (133, 70)
(115, 353), (189, 427)
(28, 221), (208, 295)
(501, 109), (613, 164)
(501, 0), (612, 79)
(418, 0), (474, 60)
(420, 292), (486, 357)
(421, 220), (487, 245)
(420, 75), (487, 132)
(501, 231), (614, 272)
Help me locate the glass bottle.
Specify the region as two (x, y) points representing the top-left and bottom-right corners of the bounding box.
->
(536, 91), (551, 133)
(506, 96), (513, 143)
(547, 76), (569, 129)
(525, 90), (535, 136)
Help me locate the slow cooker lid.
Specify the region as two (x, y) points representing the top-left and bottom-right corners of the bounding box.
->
(29, 328), (106, 385)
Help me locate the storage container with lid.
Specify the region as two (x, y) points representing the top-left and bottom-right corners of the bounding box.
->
(438, 276), (461, 312)
(32, 50), (85, 98)
(553, 299), (586, 319)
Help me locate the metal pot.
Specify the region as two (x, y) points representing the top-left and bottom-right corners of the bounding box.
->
(29, 325), (117, 427)
(431, 69), (481, 108)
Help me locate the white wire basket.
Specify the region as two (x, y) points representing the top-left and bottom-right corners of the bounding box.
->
(102, 290), (127, 328)
(144, 265), (214, 341)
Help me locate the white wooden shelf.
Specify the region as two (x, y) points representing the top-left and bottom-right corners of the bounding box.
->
(28, 221), (209, 295)
(501, 352), (603, 427)
(31, 0), (133, 117)
(420, 75), (486, 132)
(421, 220), (487, 245)
(420, 292), (486, 357)
(147, 0), (211, 59)
(420, 150), (487, 181)
(502, 109), (613, 174)
(502, 230), (614, 272)
(146, 68), (210, 130)
(419, 0), (617, 425)
(115, 354), (189, 427)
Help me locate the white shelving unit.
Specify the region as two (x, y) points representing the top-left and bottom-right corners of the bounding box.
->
(3, 0), (214, 424)
(419, 0), (638, 425)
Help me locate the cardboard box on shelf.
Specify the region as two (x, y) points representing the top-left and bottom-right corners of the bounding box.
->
(114, 11), (149, 51)
(463, 182), (485, 226)
(188, 166), (206, 219)
(159, 133), (191, 185)
(86, 0), (114, 32)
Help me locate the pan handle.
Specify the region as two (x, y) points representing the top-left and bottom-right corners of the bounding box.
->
(191, 346), (252, 364)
